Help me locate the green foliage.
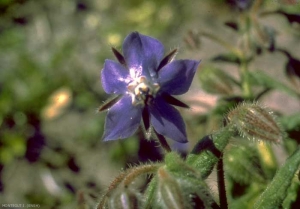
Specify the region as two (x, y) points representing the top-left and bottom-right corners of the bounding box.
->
(224, 144), (266, 184)
(198, 66), (237, 95)
(254, 148), (300, 209)
(0, 131), (26, 164)
(186, 125), (235, 179)
(1, 0), (300, 208)
(248, 70), (299, 98)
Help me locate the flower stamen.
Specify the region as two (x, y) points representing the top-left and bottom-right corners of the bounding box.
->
(127, 76), (160, 106)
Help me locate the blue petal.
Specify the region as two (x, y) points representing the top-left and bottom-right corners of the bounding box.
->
(101, 59), (130, 94)
(158, 60), (200, 95)
(102, 95), (142, 141)
(123, 32), (164, 78)
(149, 98), (187, 143)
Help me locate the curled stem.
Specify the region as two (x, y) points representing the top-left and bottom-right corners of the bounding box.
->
(97, 163), (161, 209)
(123, 164), (161, 187)
(97, 170), (129, 209)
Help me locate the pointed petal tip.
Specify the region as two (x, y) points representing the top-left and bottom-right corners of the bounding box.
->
(102, 132), (123, 141)
(172, 131), (188, 143)
(101, 134), (112, 141)
(192, 59), (201, 68)
(176, 138), (188, 143)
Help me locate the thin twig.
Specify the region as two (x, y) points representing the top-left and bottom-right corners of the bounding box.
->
(217, 153), (228, 209)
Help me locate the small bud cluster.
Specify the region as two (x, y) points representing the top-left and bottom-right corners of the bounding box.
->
(98, 155), (217, 209)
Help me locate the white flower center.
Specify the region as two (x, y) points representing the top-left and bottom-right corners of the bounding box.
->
(127, 76), (160, 106)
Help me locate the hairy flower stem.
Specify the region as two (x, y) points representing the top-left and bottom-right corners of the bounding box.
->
(123, 164), (161, 187)
(254, 147), (300, 209)
(186, 125), (235, 179)
(97, 164), (161, 209)
(217, 153), (228, 209)
(153, 130), (172, 153)
(97, 170), (129, 209)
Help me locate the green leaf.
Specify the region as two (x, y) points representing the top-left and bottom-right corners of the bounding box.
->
(282, 177), (300, 209)
(224, 144), (267, 184)
(143, 177), (158, 209)
(280, 113), (300, 131)
(254, 147), (300, 209)
(211, 53), (242, 64)
(229, 187), (262, 209)
(248, 70), (300, 98)
(198, 66), (239, 95)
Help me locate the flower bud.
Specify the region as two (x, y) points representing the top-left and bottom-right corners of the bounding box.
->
(157, 167), (185, 209)
(227, 103), (283, 143)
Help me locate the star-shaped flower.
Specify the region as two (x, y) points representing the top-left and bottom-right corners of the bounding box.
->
(100, 32), (200, 142)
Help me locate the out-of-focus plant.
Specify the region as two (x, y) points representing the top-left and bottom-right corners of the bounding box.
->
(0, 0), (197, 208)
(1, 0), (299, 208)
(95, 1), (300, 208)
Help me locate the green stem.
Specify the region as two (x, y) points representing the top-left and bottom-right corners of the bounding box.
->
(240, 57), (252, 99)
(97, 164), (161, 209)
(217, 153), (228, 209)
(254, 147), (300, 209)
(97, 170), (129, 209)
(186, 125), (235, 179)
(123, 164), (161, 187)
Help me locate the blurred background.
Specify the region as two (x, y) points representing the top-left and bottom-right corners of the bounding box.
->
(0, 0), (299, 208)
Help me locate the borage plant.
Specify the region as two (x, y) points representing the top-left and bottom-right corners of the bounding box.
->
(96, 32), (300, 209)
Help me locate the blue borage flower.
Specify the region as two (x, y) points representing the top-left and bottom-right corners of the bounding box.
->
(100, 32), (200, 142)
